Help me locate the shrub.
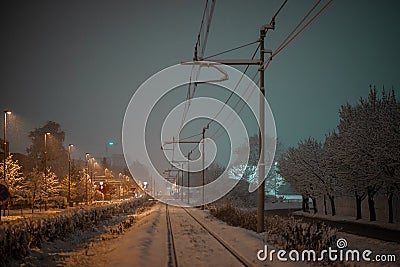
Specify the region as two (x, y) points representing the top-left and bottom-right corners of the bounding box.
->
(210, 201), (337, 253)
(0, 198), (147, 265)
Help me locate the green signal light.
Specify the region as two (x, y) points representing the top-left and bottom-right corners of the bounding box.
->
(108, 141), (114, 146)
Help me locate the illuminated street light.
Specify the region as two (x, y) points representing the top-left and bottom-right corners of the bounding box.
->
(85, 153), (90, 204)
(68, 144), (73, 206)
(3, 110), (11, 181)
(44, 132), (50, 210)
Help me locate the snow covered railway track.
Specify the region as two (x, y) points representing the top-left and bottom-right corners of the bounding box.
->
(166, 204), (178, 267)
(182, 207), (255, 267)
(166, 204), (254, 267)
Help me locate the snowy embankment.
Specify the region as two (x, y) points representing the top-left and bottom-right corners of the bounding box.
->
(0, 198), (151, 267)
(293, 211), (400, 231)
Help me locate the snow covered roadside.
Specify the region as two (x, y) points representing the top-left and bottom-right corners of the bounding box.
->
(59, 202), (168, 267)
(336, 232), (400, 267)
(57, 203), (303, 267)
(293, 211), (400, 231)
(185, 207), (304, 267)
(4, 199), (153, 267)
(205, 206), (399, 266)
(42, 203), (399, 267)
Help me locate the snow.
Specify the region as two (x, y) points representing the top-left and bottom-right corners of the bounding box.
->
(58, 203), (302, 267)
(293, 211), (400, 231)
(338, 232), (400, 266)
(7, 201), (398, 266)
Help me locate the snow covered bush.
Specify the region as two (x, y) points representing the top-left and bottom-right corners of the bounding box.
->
(210, 202), (337, 253)
(0, 198), (147, 265)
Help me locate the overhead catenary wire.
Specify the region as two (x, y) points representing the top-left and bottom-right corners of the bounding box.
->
(202, 40), (259, 60)
(212, 0), (336, 140)
(177, 44), (260, 151)
(179, 132), (203, 141)
(195, 0), (216, 60)
(210, 70), (259, 140)
(176, 0), (336, 156)
(270, 0), (334, 62)
(200, 0), (216, 58)
(176, 0), (217, 140)
(185, 0), (288, 152)
(206, 44), (260, 129)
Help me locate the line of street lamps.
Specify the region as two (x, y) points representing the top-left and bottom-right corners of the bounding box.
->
(1, 112), (117, 209)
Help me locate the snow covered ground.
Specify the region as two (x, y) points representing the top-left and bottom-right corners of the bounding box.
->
(293, 211), (400, 231)
(58, 203), (302, 267)
(8, 202), (398, 267)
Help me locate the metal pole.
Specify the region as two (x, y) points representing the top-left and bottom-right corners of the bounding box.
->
(3, 112), (7, 181)
(44, 133), (48, 211)
(181, 167), (184, 201)
(85, 153), (89, 204)
(89, 159), (93, 203)
(201, 126), (208, 209)
(257, 27), (266, 233)
(68, 144), (72, 205)
(187, 151), (191, 204)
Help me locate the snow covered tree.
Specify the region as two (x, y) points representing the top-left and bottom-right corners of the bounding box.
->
(26, 121), (68, 179)
(231, 135), (286, 197)
(334, 87), (400, 221)
(0, 155), (25, 217)
(278, 137), (340, 215)
(278, 145), (315, 212)
(24, 168), (45, 213)
(42, 167), (60, 210)
(0, 155), (25, 198)
(23, 167), (61, 211)
(76, 167), (97, 203)
(60, 176), (77, 202)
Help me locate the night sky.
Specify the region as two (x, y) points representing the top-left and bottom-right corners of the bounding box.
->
(1, 0), (399, 161)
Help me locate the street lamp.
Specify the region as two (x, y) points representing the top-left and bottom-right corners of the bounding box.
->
(68, 144), (73, 206)
(85, 153), (90, 204)
(44, 132), (50, 210)
(88, 158), (95, 203)
(3, 110), (11, 181)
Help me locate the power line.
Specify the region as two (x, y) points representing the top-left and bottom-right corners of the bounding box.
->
(194, 0), (209, 60)
(180, 132), (203, 141)
(202, 40), (259, 60)
(178, 0), (335, 155)
(176, 0), (217, 142)
(194, 0), (216, 60)
(207, 44), (260, 128)
(275, 0), (322, 53)
(212, 0), (336, 140)
(210, 70), (259, 140)
(200, 0), (216, 58)
(271, 0), (334, 61)
(180, 45), (260, 152)
(270, 0), (289, 22)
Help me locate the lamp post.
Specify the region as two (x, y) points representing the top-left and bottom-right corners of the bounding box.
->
(3, 110), (11, 181)
(44, 132), (50, 210)
(85, 153), (90, 204)
(67, 144), (73, 206)
(89, 158), (95, 203)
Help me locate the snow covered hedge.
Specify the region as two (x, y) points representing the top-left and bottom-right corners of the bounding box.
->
(0, 198), (147, 264)
(210, 202), (337, 252)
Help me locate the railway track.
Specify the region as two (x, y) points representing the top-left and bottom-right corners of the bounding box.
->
(165, 204), (255, 267)
(166, 204), (178, 267)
